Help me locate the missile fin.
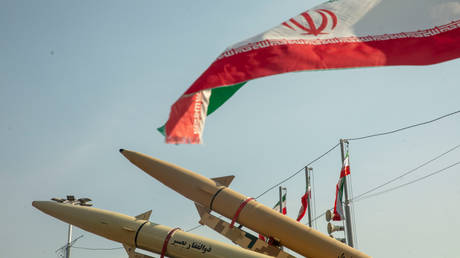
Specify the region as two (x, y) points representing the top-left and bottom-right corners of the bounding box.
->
(123, 244), (155, 258)
(194, 203), (211, 225)
(123, 244), (134, 256)
(211, 175), (235, 187)
(133, 252), (154, 258)
(135, 210), (152, 220)
(198, 175), (234, 194)
(198, 210), (295, 258)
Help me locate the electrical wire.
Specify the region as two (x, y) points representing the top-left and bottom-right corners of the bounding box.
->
(254, 110), (460, 205)
(311, 209), (330, 223)
(345, 110), (460, 141)
(185, 224), (203, 232)
(185, 143), (340, 233)
(186, 213), (228, 232)
(75, 155), (458, 250)
(188, 110), (460, 233)
(351, 143), (460, 202)
(354, 160), (460, 202)
(255, 143), (340, 199)
(255, 110), (460, 202)
(62, 110), (460, 249)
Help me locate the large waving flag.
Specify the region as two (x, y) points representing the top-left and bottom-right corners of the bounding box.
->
(160, 0), (460, 144)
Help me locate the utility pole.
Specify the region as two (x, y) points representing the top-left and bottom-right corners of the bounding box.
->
(305, 167), (313, 228)
(66, 223), (72, 258)
(340, 139), (354, 247)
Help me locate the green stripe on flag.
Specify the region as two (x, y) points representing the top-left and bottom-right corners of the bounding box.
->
(207, 82), (246, 115)
(274, 193), (287, 208)
(157, 124), (166, 136)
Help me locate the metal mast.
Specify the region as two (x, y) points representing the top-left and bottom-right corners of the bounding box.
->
(340, 139), (353, 247)
(305, 167), (313, 227)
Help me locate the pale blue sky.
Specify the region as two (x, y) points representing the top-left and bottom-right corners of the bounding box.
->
(1, 1), (459, 257)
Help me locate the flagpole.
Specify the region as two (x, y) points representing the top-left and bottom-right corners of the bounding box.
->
(278, 186), (284, 214)
(305, 167), (312, 228)
(340, 139), (354, 247)
(278, 186), (286, 251)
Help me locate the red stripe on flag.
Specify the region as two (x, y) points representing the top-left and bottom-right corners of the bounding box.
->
(296, 192), (309, 222)
(182, 27), (460, 96)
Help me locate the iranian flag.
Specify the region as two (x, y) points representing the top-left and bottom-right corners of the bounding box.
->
(159, 0), (460, 144)
(333, 153), (351, 221)
(273, 193), (287, 215)
(296, 191), (310, 222)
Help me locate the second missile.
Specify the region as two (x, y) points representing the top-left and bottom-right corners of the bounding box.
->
(120, 149), (371, 258)
(33, 201), (272, 258)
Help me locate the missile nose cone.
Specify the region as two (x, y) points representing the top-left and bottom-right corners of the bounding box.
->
(119, 149), (134, 160)
(32, 201), (40, 208)
(32, 201), (58, 215)
(120, 150), (221, 207)
(32, 201), (48, 211)
(32, 201), (60, 218)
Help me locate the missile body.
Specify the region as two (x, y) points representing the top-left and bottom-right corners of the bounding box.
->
(120, 149), (371, 258)
(32, 201), (272, 258)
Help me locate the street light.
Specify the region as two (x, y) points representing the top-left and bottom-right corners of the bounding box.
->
(51, 195), (92, 258)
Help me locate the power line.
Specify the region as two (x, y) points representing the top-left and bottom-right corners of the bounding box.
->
(311, 209), (331, 223)
(255, 109), (460, 202)
(188, 110), (460, 232)
(55, 111), (460, 248)
(185, 144), (340, 232)
(351, 143), (460, 202)
(354, 160), (460, 202)
(346, 110), (460, 141)
(186, 224), (203, 232)
(254, 143), (339, 199)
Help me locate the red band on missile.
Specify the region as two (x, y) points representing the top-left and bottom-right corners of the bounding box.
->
(160, 227), (181, 258)
(230, 197), (254, 228)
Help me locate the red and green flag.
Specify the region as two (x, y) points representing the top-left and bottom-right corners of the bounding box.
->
(296, 188), (310, 222)
(273, 192), (287, 215)
(159, 0), (460, 144)
(333, 153), (350, 221)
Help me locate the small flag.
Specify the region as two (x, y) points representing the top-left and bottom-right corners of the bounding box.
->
(341, 154), (351, 178)
(296, 190), (310, 222)
(333, 153), (350, 221)
(273, 193), (287, 215)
